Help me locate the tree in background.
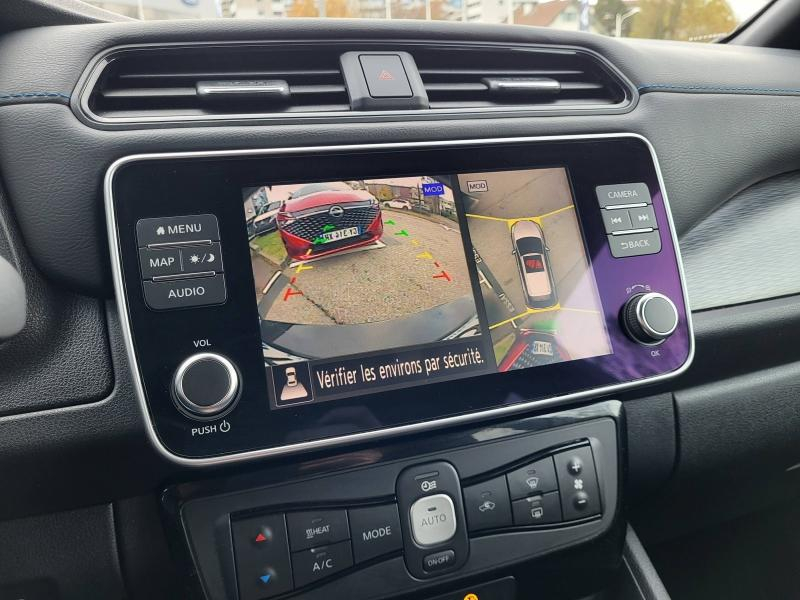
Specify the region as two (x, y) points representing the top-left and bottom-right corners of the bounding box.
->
(287, 0), (359, 17)
(594, 0), (633, 36)
(629, 0), (736, 41)
(287, 0), (319, 17)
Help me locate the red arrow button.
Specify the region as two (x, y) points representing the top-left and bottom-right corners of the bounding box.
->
(255, 532), (267, 543)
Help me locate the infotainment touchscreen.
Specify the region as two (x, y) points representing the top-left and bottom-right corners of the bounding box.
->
(244, 169), (611, 408)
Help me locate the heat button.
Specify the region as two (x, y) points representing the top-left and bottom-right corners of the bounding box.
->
(410, 493), (457, 547)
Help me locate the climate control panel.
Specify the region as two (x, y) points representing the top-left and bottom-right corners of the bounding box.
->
(177, 415), (619, 600)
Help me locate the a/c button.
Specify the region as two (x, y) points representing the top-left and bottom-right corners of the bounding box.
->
(142, 274), (226, 310)
(292, 541), (353, 588)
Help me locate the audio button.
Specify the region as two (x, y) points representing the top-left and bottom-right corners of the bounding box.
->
(142, 274), (226, 310)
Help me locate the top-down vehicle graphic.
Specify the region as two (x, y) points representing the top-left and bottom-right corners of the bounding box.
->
(276, 182), (383, 260)
(510, 220), (558, 309)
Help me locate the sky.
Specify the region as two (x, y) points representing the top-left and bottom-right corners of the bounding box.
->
(729, 0), (767, 21)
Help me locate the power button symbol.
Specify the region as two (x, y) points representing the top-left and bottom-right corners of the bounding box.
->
(220, 420), (231, 433)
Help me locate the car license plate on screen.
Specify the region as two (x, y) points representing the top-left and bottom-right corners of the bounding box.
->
(322, 227), (359, 242)
(532, 340), (554, 356)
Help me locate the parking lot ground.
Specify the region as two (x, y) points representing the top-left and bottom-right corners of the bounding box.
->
(256, 209), (474, 325)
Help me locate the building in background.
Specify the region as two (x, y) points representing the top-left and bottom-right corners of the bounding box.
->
(83, 0), (222, 18)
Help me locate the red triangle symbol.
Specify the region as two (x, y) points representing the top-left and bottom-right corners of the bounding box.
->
(255, 533), (267, 543)
(378, 70), (395, 81)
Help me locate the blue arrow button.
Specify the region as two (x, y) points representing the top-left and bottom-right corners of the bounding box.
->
(259, 574), (272, 585)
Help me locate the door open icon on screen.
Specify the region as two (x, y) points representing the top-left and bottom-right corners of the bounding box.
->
(278, 364), (312, 404)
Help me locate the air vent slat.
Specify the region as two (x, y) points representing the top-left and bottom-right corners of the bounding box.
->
(119, 69), (342, 80)
(418, 69), (585, 77)
(289, 84), (347, 95)
(101, 87), (197, 99)
(423, 83), (489, 92)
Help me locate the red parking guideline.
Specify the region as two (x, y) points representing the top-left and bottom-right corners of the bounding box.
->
(283, 276), (304, 301)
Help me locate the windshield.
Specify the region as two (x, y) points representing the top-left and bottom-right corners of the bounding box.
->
(80, 0), (769, 42)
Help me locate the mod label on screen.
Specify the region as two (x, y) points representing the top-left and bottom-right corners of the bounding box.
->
(422, 182), (445, 196)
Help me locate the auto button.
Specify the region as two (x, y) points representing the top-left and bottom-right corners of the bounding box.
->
(410, 494), (457, 547)
(396, 461), (469, 579)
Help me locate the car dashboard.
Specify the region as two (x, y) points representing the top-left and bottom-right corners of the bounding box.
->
(2, 14), (800, 600)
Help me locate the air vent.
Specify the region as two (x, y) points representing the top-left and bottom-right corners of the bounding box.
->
(85, 45), (351, 120)
(78, 42), (634, 126)
(414, 46), (629, 109)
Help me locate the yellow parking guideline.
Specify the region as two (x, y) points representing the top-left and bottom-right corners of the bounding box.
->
(538, 204), (575, 220)
(488, 304), (561, 330)
(560, 306), (602, 315)
(465, 204), (575, 230)
(464, 213), (508, 223)
(294, 262), (314, 274)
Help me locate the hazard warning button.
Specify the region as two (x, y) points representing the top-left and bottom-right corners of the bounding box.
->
(359, 54), (414, 98)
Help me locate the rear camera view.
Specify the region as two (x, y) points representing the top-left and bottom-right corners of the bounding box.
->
(459, 168), (612, 371)
(244, 177), (481, 367)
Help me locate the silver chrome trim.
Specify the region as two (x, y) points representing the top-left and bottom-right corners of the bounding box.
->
(603, 202), (648, 210)
(105, 133), (694, 467)
(611, 227), (654, 236)
(173, 352), (239, 417)
(152, 271), (216, 282)
(636, 292), (679, 339)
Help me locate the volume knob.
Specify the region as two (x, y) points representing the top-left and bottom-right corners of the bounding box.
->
(622, 292), (679, 345)
(172, 353), (239, 418)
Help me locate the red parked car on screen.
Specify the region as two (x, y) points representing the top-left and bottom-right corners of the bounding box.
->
(276, 182), (384, 260)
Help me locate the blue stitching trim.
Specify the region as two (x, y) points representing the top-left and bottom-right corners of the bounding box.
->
(638, 83), (800, 95)
(0, 91), (70, 100)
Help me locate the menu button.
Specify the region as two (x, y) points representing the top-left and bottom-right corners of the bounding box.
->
(136, 214), (220, 246)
